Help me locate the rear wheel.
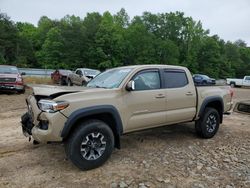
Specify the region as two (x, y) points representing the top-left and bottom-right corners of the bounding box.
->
(67, 79), (73, 86)
(202, 80), (207, 85)
(195, 107), (220, 138)
(230, 82), (236, 88)
(65, 120), (114, 170)
(59, 78), (64, 86)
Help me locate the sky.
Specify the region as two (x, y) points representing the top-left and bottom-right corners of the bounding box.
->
(1, 0), (250, 46)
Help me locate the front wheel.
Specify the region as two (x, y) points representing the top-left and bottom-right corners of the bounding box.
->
(195, 107), (220, 138)
(65, 120), (114, 170)
(202, 80), (207, 85)
(17, 88), (25, 94)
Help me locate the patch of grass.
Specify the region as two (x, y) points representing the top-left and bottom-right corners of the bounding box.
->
(23, 76), (54, 85)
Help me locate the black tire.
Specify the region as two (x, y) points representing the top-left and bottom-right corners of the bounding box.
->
(82, 81), (87, 86)
(230, 82), (235, 88)
(67, 79), (73, 86)
(59, 79), (64, 86)
(17, 89), (25, 94)
(65, 120), (114, 170)
(195, 107), (220, 138)
(202, 80), (207, 85)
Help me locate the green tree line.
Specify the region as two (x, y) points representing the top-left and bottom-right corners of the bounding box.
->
(0, 9), (250, 78)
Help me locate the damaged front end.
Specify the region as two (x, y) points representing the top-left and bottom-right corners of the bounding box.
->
(20, 85), (80, 143)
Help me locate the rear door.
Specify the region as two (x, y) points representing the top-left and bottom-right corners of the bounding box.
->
(124, 69), (166, 131)
(163, 69), (196, 124)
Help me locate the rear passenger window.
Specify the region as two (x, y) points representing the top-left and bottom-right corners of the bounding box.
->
(163, 70), (188, 88)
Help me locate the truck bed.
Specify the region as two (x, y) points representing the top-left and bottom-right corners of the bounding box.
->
(196, 85), (233, 118)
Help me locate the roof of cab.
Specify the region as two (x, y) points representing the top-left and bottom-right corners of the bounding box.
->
(110, 64), (187, 70)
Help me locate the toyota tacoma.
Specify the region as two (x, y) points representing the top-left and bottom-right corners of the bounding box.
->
(21, 65), (233, 170)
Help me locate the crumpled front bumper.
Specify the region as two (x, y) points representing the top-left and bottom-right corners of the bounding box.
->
(20, 95), (67, 143)
(21, 112), (34, 137)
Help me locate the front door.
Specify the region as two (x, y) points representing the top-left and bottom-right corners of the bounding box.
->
(124, 69), (166, 132)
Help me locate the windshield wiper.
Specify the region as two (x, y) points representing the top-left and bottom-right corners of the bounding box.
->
(87, 84), (108, 89)
(95, 85), (108, 89)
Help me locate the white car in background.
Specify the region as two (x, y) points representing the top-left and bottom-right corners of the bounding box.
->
(226, 76), (250, 87)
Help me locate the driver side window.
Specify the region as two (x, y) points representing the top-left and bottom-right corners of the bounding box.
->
(132, 70), (160, 91)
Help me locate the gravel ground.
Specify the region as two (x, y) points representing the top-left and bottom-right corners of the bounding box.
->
(0, 88), (250, 188)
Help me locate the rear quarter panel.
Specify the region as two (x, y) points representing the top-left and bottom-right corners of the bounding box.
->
(196, 86), (233, 119)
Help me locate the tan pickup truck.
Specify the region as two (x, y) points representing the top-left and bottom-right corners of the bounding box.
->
(67, 68), (100, 86)
(21, 65), (233, 170)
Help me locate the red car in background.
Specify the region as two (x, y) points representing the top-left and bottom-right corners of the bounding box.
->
(51, 69), (72, 85)
(0, 65), (25, 93)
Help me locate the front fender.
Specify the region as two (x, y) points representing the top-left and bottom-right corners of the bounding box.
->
(61, 105), (123, 139)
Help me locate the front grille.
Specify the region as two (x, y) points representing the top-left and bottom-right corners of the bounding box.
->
(0, 77), (16, 83)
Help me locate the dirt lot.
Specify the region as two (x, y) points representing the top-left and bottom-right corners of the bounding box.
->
(0, 88), (250, 188)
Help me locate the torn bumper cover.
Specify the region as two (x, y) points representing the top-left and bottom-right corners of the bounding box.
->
(21, 112), (34, 137)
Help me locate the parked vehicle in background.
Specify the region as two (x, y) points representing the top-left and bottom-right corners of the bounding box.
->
(67, 68), (100, 86)
(193, 74), (216, 85)
(82, 68), (100, 79)
(51, 69), (72, 85)
(226, 76), (250, 87)
(21, 65), (233, 170)
(0, 65), (25, 93)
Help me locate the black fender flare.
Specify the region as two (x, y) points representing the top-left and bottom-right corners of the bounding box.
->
(61, 105), (123, 148)
(198, 96), (224, 123)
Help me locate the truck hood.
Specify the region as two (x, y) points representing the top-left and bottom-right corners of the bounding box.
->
(31, 84), (105, 98)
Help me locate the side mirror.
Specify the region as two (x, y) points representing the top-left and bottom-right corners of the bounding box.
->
(126, 80), (135, 91)
(21, 72), (26, 76)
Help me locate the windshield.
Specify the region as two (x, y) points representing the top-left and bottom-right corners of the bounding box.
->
(84, 69), (100, 76)
(202, 75), (210, 79)
(0, 66), (18, 74)
(87, 68), (132, 89)
(59, 70), (72, 74)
